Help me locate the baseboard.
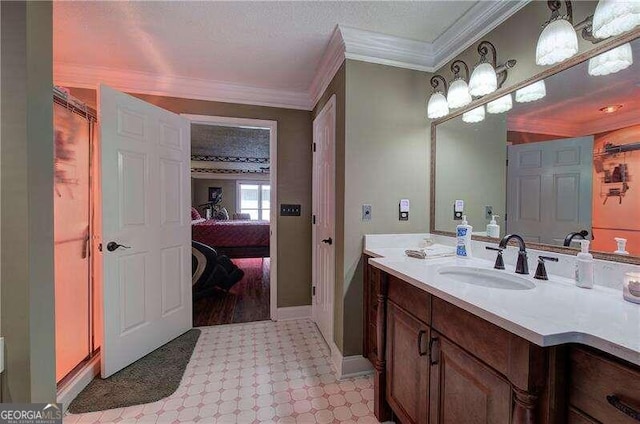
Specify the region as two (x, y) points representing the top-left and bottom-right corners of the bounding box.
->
(276, 305), (312, 321)
(57, 354), (100, 411)
(330, 342), (374, 379)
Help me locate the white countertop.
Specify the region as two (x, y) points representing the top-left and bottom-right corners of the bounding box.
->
(366, 246), (640, 366)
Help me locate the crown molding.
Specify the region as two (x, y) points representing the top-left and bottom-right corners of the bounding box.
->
(54, 62), (312, 111)
(508, 111), (640, 139)
(431, 0), (530, 70)
(309, 26), (346, 110)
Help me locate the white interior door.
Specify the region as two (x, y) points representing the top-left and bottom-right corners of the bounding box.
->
(507, 136), (593, 245)
(100, 85), (192, 377)
(312, 95), (336, 345)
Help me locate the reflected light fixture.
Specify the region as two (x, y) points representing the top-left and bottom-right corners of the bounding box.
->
(515, 80), (547, 103)
(487, 94), (513, 114)
(536, 1), (579, 66)
(462, 105), (485, 123)
(447, 60), (472, 108)
(427, 75), (449, 119)
(592, 0), (640, 39)
(599, 104), (623, 113)
(588, 42), (633, 76)
(469, 41), (517, 97)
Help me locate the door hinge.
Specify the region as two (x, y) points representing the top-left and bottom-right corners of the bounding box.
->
(504, 213), (508, 221)
(312, 286), (316, 296)
(312, 214), (316, 224)
(506, 159), (509, 166)
(313, 143), (316, 152)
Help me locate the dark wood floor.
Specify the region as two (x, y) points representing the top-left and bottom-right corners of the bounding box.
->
(193, 258), (270, 327)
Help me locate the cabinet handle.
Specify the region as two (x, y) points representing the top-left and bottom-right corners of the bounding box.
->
(607, 395), (640, 421)
(417, 330), (428, 356)
(429, 336), (439, 365)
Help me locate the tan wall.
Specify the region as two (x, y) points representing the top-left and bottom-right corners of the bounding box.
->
(341, 60), (432, 356)
(435, 114), (507, 234)
(69, 89), (313, 308)
(1, 1), (57, 402)
(313, 63), (346, 351)
(192, 178), (239, 216)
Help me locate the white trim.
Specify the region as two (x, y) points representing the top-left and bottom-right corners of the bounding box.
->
(330, 342), (374, 380)
(183, 114), (278, 321)
(277, 305), (312, 321)
(431, 0), (531, 70)
(55, 63), (311, 111)
(309, 27), (346, 110)
(57, 354), (100, 411)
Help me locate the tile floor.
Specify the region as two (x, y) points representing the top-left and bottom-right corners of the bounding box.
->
(64, 319), (380, 424)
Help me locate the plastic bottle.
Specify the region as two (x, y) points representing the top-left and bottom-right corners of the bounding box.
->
(575, 240), (594, 289)
(456, 215), (473, 258)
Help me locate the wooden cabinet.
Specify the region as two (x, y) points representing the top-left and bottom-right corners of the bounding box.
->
(364, 262), (640, 424)
(428, 332), (512, 424)
(569, 346), (640, 424)
(386, 302), (430, 424)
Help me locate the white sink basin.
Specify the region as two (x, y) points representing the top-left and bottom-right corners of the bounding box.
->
(437, 266), (535, 290)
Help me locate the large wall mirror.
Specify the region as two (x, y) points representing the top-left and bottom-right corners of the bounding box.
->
(432, 34), (640, 263)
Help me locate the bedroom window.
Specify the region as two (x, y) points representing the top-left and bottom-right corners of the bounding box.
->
(237, 182), (270, 221)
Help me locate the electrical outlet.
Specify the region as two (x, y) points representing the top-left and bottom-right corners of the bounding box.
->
(362, 204), (372, 221)
(485, 205), (493, 220)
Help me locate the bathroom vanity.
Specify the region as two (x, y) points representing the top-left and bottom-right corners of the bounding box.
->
(362, 237), (640, 424)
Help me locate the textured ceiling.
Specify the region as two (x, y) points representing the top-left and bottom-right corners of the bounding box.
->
(191, 125), (270, 159)
(54, 1), (477, 91)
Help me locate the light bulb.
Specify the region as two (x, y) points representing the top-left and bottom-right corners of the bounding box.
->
(536, 18), (579, 65)
(447, 79), (472, 108)
(593, 0), (640, 39)
(588, 43), (633, 76)
(427, 91), (449, 119)
(515, 80), (546, 103)
(469, 62), (498, 97)
(462, 106), (485, 123)
(487, 94), (513, 114)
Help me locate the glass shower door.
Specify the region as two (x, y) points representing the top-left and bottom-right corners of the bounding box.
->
(53, 102), (92, 383)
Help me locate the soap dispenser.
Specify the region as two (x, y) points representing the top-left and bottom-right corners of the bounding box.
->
(456, 215), (473, 258)
(575, 240), (594, 289)
(486, 215), (500, 238)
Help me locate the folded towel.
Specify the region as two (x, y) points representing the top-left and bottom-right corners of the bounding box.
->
(405, 246), (455, 259)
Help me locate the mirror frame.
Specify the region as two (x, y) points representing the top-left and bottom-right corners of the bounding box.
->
(430, 28), (640, 265)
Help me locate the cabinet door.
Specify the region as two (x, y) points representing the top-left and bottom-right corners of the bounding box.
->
(386, 302), (430, 424)
(429, 333), (512, 424)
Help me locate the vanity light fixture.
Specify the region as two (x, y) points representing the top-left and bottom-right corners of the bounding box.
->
(599, 104), (623, 113)
(592, 0), (640, 39)
(536, 1), (579, 66)
(515, 80), (547, 103)
(446, 60), (473, 108)
(468, 41), (517, 97)
(427, 75), (449, 119)
(487, 94), (513, 114)
(462, 105), (485, 123)
(588, 42), (633, 76)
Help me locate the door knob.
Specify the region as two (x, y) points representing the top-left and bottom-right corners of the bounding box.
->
(106, 241), (131, 252)
(321, 237), (333, 245)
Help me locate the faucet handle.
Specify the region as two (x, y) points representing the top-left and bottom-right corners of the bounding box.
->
(534, 256), (558, 280)
(486, 246), (505, 270)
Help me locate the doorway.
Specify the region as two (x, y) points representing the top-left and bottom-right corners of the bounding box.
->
(185, 115), (278, 326)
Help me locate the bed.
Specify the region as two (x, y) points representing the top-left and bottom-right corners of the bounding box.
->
(191, 209), (270, 258)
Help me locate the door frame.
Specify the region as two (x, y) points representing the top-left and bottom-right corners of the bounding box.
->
(182, 114), (278, 321)
(311, 95), (336, 346)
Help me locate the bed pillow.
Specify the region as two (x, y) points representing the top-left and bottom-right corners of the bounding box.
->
(191, 207), (202, 220)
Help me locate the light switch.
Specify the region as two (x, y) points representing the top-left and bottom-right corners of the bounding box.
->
(362, 204), (372, 221)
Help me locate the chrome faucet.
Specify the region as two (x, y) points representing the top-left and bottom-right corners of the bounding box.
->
(498, 234), (529, 275)
(563, 230), (589, 247)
